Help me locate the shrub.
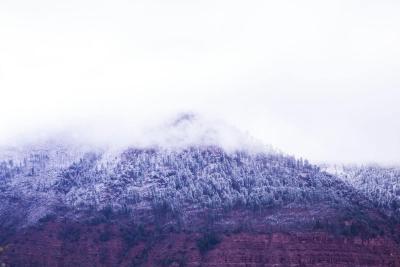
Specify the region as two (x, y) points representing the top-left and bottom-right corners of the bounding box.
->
(99, 230), (112, 242)
(122, 224), (147, 247)
(38, 214), (56, 224)
(313, 219), (323, 230)
(59, 226), (81, 242)
(101, 206), (114, 220)
(196, 231), (221, 254)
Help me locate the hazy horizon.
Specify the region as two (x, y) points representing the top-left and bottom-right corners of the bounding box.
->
(1, 0), (399, 164)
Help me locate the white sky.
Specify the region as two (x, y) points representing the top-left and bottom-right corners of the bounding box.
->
(0, 0), (399, 164)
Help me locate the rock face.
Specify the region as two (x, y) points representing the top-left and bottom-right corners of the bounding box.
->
(0, 143), (400, 266)
(1, 220), (400, 267)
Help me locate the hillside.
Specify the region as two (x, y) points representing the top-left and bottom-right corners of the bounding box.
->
(0, 142), (400, 266)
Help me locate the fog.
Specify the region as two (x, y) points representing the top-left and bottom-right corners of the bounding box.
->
(0, 0), (399, 164)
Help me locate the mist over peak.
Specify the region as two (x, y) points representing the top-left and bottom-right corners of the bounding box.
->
(0, 112), (272, 156)
(171, 112), (198, 127)
(148, 112), (269, 153)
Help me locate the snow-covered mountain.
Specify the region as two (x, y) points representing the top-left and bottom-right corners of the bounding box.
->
(1, 115), (400, 266)
(324, 164), (400, 216)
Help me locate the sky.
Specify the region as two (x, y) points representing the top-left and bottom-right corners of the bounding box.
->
(0, 0), (399, 164)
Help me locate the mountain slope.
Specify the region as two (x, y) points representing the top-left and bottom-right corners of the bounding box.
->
(0, 144), (399, 266)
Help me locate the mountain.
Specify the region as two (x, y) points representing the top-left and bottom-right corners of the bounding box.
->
(0, 117), (400, 266)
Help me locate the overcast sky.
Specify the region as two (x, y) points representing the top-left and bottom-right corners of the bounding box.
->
(0, 0), (399, 164)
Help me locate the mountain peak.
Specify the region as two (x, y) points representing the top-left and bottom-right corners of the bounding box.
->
(171, 112), (198, 126)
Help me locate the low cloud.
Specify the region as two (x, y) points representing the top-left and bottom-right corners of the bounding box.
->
(0, 0), (399, 164)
